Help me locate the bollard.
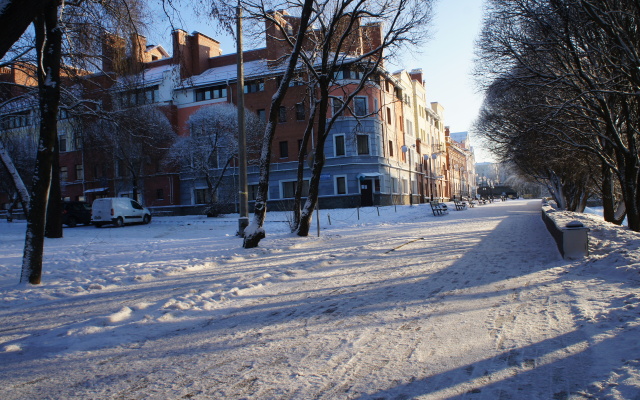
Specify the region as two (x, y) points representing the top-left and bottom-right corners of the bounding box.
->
(563, 221), (590, 259)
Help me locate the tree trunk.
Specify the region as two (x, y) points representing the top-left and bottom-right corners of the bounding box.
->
(0, 140), (30, 213)
(20, 0), (61, 284)
(243, 0), (315, 248)
(297, 85), (330, 237)
(600, 160), (626, 224)
(293, 99), (317, 231)
(45, 136), (63, 238)
(0, 0), (50, 59)
(624, 162), (640, 231)
(131, 173), (139, 202)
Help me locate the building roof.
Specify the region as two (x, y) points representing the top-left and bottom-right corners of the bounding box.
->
(115, 63), (175, 88)
(188, 59), (271, 88)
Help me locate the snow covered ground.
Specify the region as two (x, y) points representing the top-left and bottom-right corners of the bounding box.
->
(1, 199), (640, 399)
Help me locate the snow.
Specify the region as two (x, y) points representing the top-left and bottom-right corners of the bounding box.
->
(189, 59), (270, 87)
(1, 199), (640, 399)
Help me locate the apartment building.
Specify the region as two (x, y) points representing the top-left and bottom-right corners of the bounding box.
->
(446, 129), (476, 199)
(1, 11), (476, 213)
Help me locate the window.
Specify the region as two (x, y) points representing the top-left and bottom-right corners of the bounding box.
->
(156, 188), (164, 200)
(392, 177), (399, 193)
(1, 111), (31, 130)
(332, 97), (344, 117)
(353, 97), (367, 116)
(281, 180), (309, 198)
(75, 164), (84, 181)
(357, 135), (369, 155)
(334, 67), (363, 80)
(406, 119), (413, 136)
(118, 86), (160, 107)
(195, 188), (212, 204)
(208, 150), (219, 168)
(257, 109), (266, 121)
(195, 85), (227, 101)
(279, 141), (289, 158)
(249, 184), (259, 201)
(295, 103), (305, 120)
(386, 107), (392, 124)
(389, 140), (394, 157)
(335, 176), (347, 195)
(60, 166), (68, 182)
(334, 134), (345, 157)
(59, 135), (67, 152)
(278, 106), (287, 123)
(244, 80), (265, 93)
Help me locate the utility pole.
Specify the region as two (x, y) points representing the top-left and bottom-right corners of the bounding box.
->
(236, 3), (249, 235)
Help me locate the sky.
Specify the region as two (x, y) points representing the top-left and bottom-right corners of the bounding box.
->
(146, 0), (491, 161)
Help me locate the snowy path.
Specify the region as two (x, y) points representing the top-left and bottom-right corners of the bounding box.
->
(2, 199), (640, 399)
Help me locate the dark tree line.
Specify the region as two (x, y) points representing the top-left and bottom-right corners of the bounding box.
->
(475, 0), (638, 229)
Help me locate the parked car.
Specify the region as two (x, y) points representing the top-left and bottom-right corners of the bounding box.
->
(62, 201), (92, 227)
(91, 197), (151, 227)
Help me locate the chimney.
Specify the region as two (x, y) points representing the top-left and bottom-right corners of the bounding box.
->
(130, 34), (147, 73)
(188, 32), (222, 76)
(410, 68), (423, 85)
(102, 33), (126, 73)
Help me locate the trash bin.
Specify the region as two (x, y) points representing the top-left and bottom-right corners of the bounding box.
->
(563, 221), (589, 259)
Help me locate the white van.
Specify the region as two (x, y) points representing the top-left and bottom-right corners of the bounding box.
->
(91, 197), (152, 227)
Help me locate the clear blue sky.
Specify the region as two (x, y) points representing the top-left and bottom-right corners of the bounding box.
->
(147, 0), (491, 161)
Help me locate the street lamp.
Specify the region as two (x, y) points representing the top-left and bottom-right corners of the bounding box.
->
(236, 3), (248, 236)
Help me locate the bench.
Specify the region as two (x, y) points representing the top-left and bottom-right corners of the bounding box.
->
(453, 199), (467, 211)
(430, 201), (449, 216)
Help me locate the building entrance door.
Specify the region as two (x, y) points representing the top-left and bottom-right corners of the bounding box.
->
(360, 179), (373, 207)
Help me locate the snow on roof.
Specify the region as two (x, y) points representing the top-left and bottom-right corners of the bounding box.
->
(146, 45), (170, 58)
(188, 59), (273, 88)
(115, 63), (174, 88)
(186, 53), (367, 89)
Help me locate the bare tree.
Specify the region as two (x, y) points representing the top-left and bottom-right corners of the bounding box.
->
(167, 103), (262, 216)
(21, 0), (63, 284)
(475, 71), (596, 211)
(1, 0), (156, 284)
(227, 0), (433, 245)
(0, 0), (49, 60)
(86, 105), (176, 202)
(0, 127), (38, 215)
(475, 0), (638, 228)
(293, 0), (433, 237)
(240, 0), (316, 248)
